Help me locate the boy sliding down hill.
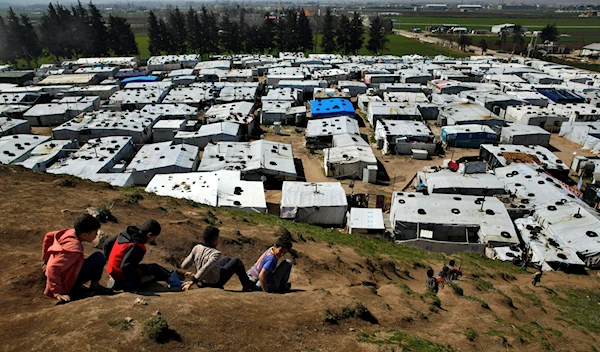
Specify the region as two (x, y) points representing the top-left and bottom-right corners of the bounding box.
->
(104, 219), (182, 290)
(42, 214), (112, 303)
(180, 226), (253, 291)
(247, 236), (293, 293)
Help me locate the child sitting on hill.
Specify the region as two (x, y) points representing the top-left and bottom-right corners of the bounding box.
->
(42, 214), (112, 303)
(425, 268), (439, 294)
(247, 236), (293, 293)
(180, 226), (252, 291)
(104, 219), (181, 290)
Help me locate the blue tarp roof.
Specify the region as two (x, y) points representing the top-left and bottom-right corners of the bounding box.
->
(121, 76), (159, 85)
(537, 89), (585, 104)
(310, 98), (354, 118)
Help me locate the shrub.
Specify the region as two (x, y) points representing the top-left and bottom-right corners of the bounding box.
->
(465, 327), (478, 341)
(107, 318), (132, 331)
(144, 315), (170, 342)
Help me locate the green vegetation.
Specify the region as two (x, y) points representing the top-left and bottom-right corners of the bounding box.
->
(357, 330), (455, 352)
(447, 282), (464, 296)
(143, 314), (170, 342)
(121, 188), (145, 204)
(463, 295), (491, 310)
(324, 302), (379, 324)
(465, 327), (478, 341)
(107, 318), (132, 331)
(229, 207), (445, 267)
(135, 35), (150, 58)
(550, 289), (600, 335)
(388, 16), (600, 28)
(487, 317), (563, 350)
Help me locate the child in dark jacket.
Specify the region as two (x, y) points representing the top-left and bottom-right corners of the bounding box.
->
(104, 219), (180, 290)
(42, 214), (111, 303)
(425, 268), (439, 294)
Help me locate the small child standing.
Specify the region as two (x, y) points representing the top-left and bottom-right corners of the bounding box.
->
(532, 271), (543, 286)
(425, 268), (439, 294)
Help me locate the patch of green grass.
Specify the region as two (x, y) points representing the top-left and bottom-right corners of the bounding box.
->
(357, 330), (455, 352)
(231, 208), (445, 267)
(447, 282), (464, 296)
(107, 318), (132, 331)
(549, 289), (600, 335)
(465, 327), (478, 341)
(325, 302), (379, 325)
(136, 35), (150, 58)
(121, 187), (145, 204)
(455, 253), (522, 278)
(472, 277), (495, 292)
(514, 288), (545, 312)
(397, 282), (415, 296)
(143, 315), (170, 342)
(463, 295), (491, 310)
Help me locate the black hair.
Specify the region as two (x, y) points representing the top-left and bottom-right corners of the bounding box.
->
(203, 226), (220, 247)
(442, 266), (449, 272)
(449, 260), (455, 266)
(140, 219), (161, 237)
(73, 214), (101, 236)
(275, 235), (293, 250)
(426, 268), (434, 278)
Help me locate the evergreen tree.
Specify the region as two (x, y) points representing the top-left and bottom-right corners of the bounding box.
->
(39, 4), (64, 59)
(335, 14), (351, 54)
(88, 2), (108, 57)
(147, 11), (162, 56)
(4, 9), (21, 64)
(258, 13), (276, 54)
(71, 1), (92, 56)
(158, 18), (174, 54)
(20, 14), (42, 67)
(366, 16), (388, 55)
(298, 9), (313, 52)
(283, 8), (300, 52)
(275, 12), (287, 52)
(107, 15), (139, 56)
(457, 34), (473, 51)
(0, 17), (14, 64)
(512, 24), (525, 54)
(201, 7), (219, 54)
(540, 23), (559, 43)
(219, 13), (238, 53)
(167, 7), (187, 54)
(349, 12), (364, 55)
(238, 8), (247, 54)
(321, 8), (336, 53)
(55, 4), (76, 58)
(245, 25), (260, 53)
(186, 7), (203, 54)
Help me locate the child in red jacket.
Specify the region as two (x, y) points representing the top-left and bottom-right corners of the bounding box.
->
(42, 214), (111, 303)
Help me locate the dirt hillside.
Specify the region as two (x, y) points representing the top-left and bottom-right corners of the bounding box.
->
(0, 165), (599, 352)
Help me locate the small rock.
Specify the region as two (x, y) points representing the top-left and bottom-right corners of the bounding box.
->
(349, 328), (355, 332)
(154, 310), (161, 315)
(61, 209), (69, 213)
(134, 298), (148, 306)
(125, 317), (133, 323)
(22, 261), (26, 265)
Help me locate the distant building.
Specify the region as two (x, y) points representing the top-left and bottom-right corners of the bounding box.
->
(491, 24), (527, 34)
(581, 43), (600, 57)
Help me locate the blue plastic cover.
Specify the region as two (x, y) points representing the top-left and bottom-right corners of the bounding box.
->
(310, 98), (355, 118)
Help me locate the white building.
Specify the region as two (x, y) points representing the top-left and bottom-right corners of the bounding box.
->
(323, 144), (378, 179)
(152, 120), (187, 143)
(416, 168), (505, 196)
(15, 139), (76, 171)
(347, 208), (385, 235)
(0, 117), (30, 136)
(438, 102), (504, 129)
(63, 85), (119, 100)
(173, 122), (242, 149)
(22, 102), (94, 127)
(500, 124), (551, 147)
(146, 170), (267, 213)
(375, 119), (435, 155)
(480, 144), (569, 171)
(147, 55), (200, 71)
(280, 181), (348, 226)
(125, 142), (199, 185)
(0, 134), (51, 164)
(367, 102), (422, 126)
(390, 192), (518, 247)
(46, 137), (136, 187)
(198, 140), (296, 180)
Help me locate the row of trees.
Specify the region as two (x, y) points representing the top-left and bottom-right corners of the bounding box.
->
(148, 7), (314, 56)
(320, 9), (388, 55)
(0, 2), (138, 67)
(148, 7), (390, 56)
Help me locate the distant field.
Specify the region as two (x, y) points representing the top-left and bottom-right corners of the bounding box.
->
(135, 36), (150, 58)
(388, 16), (600, 28)
(390, 15), (600, 48)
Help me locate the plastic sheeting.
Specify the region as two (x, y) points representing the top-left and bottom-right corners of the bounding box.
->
(280, 181), (347, 225)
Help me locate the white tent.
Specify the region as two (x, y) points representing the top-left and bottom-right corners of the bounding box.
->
(347, 208), (385, 235)
(281, 181), (348, 226)
(125, 142), (199, 185)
